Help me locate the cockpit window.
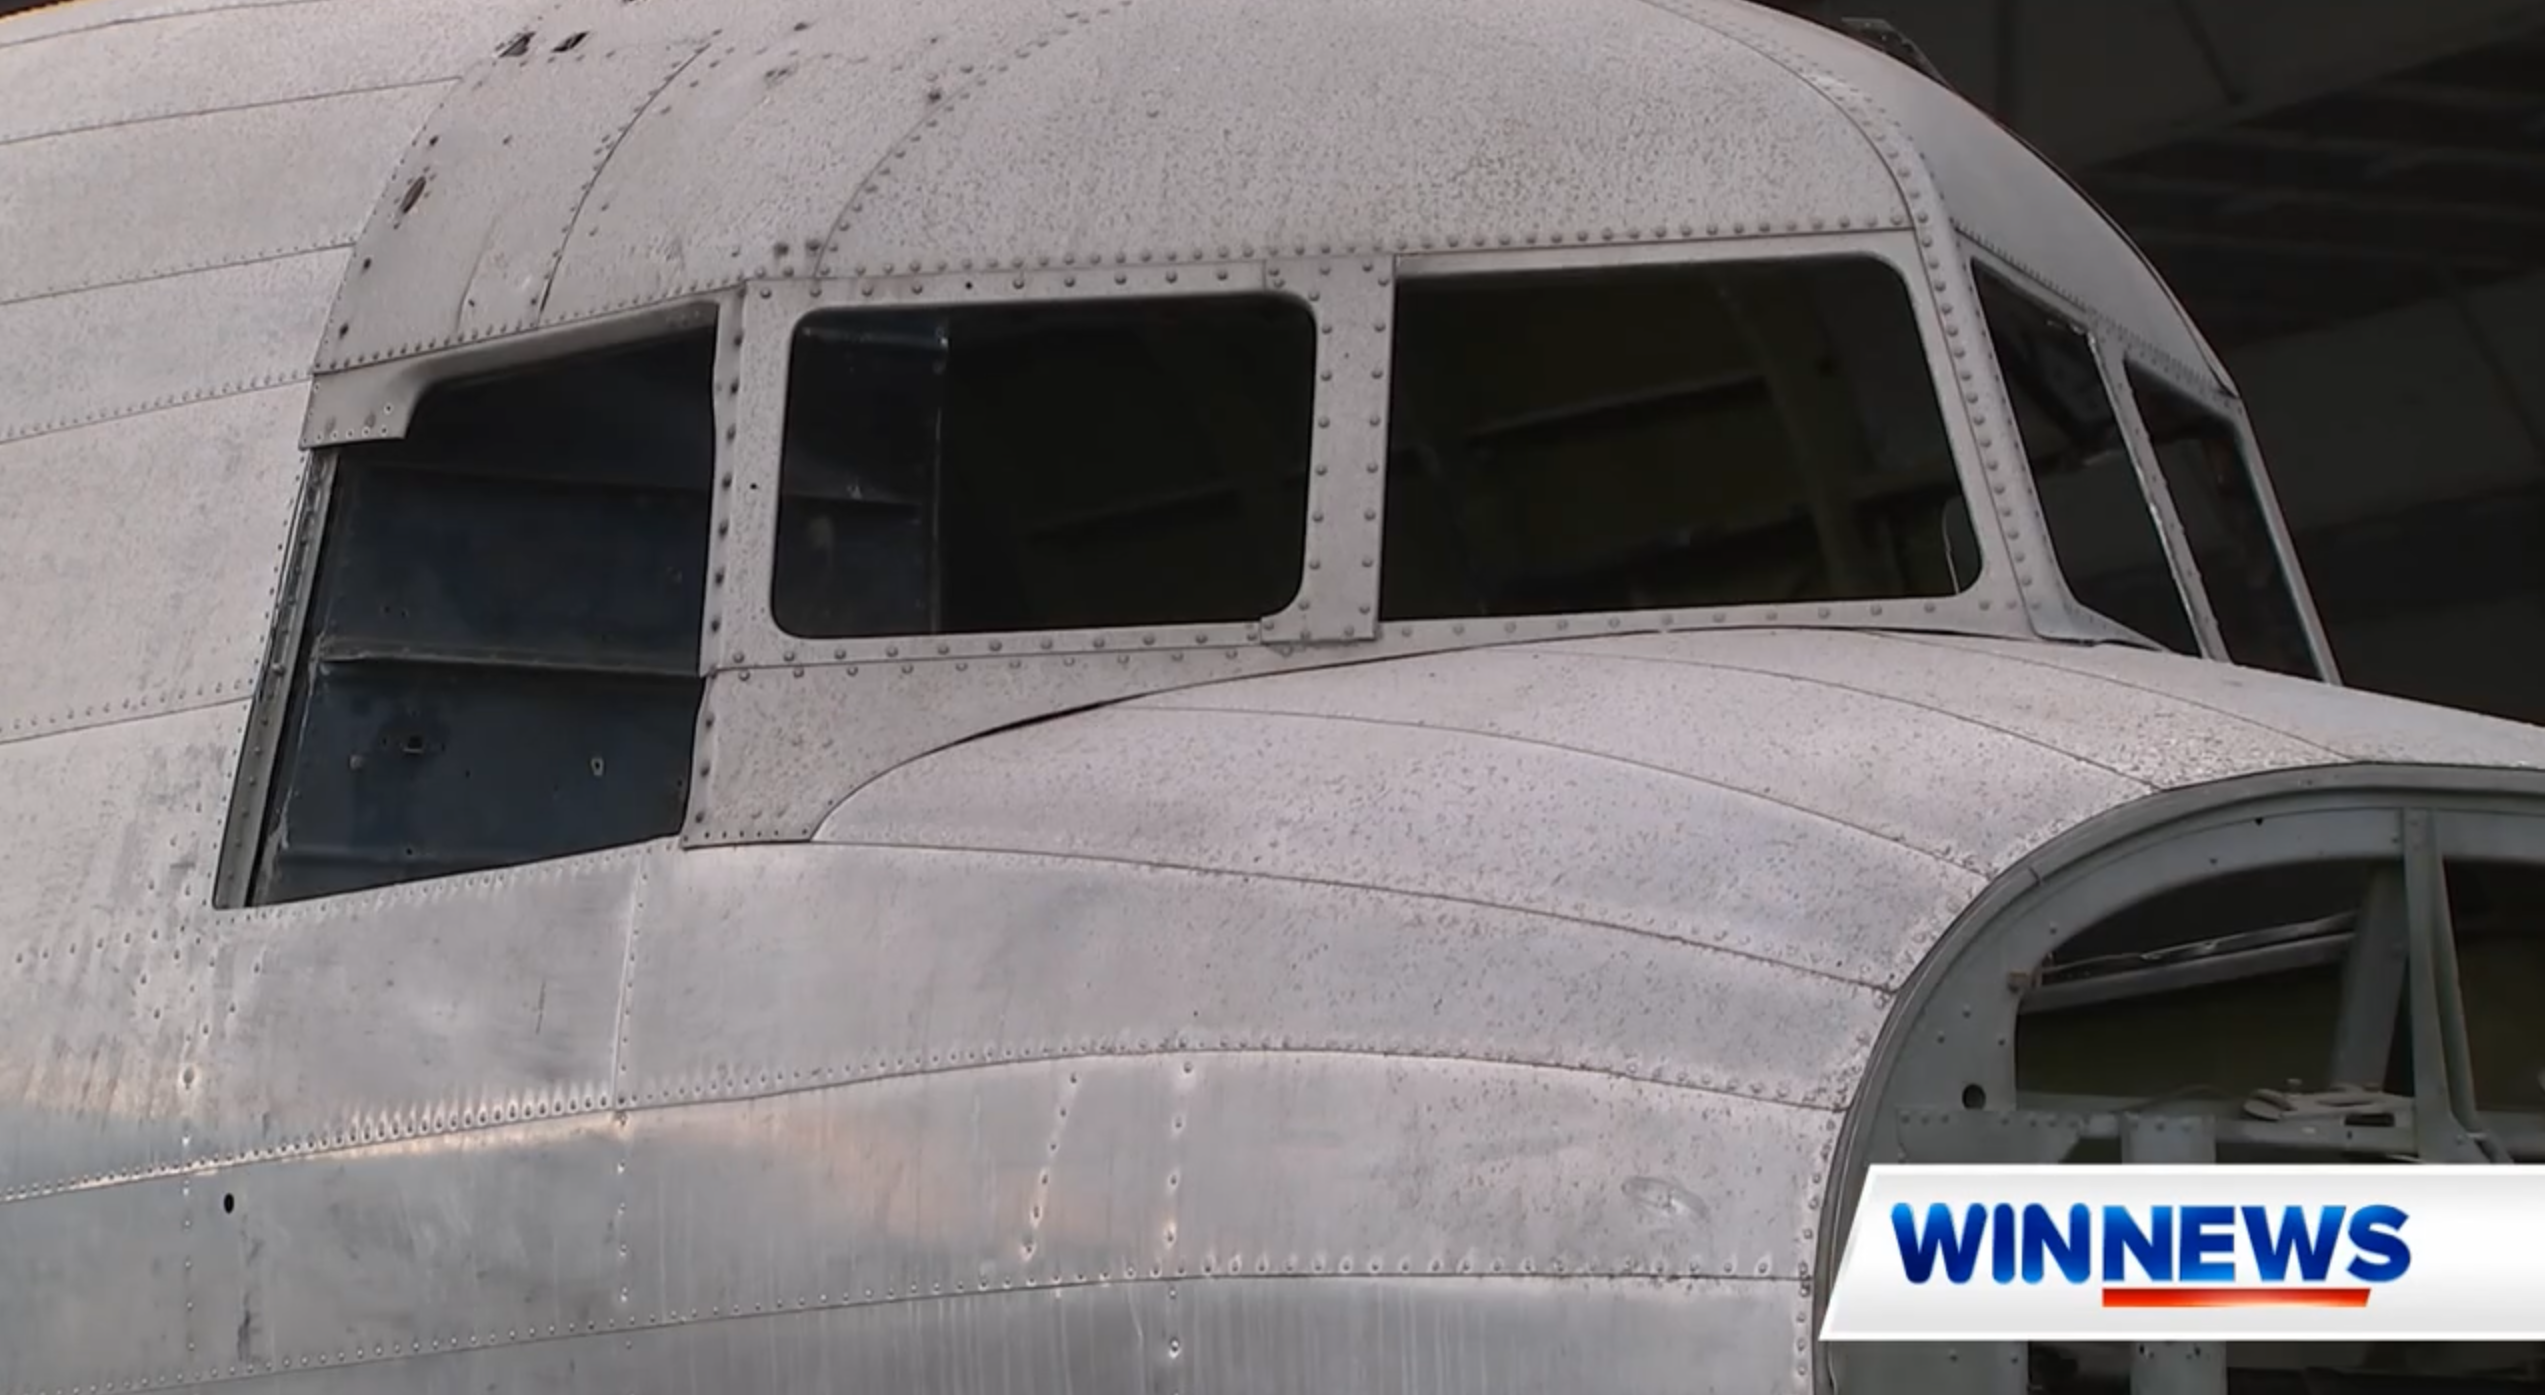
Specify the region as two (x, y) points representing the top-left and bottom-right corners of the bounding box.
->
(1972, 266), (2202, 656)
(771, 296), (1315, 638)
(1377, 255), (1975, 620)
(231, 332), (716, 906)
(2128, 369), (2322, 680)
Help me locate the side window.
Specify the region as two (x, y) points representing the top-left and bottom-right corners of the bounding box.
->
(772, 295), (1316, 637)
(236, 332), (717, 905)
(1971, 267), (2202, 656)
(2128, 369), (2322, 680)
(1378, 255), (1975, 620)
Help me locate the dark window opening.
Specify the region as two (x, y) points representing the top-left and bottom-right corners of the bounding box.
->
(772, 296), (1316, 638)
(243, 332), (717, 905)
(1972, 268), (2201, 656)
(1378, 256), (1975, 621)
(2129, 370), (2322, 680)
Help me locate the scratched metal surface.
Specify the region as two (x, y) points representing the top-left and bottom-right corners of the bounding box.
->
(0, 704), (242, 1195)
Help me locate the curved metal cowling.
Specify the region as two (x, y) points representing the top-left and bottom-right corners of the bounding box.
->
(5, 2), (2545, 1393)
(9, 621), (2545, 1392)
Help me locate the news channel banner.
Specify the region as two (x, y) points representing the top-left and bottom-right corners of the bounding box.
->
(1819, 1165), (2545, 1342)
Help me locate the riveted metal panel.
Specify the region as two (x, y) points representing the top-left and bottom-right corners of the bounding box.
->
(690, 648), (1299, 842)
(0, 248), (342, 446)
(812, 700), (1994, 989)
(1132, 644), (2140, 887)
(616, 1056), (1831, 1331)
(0, 704), (241, 1196)
(177, 1275), (1801, 1395)
(538, 0), (1076, 320)
(1917, 633), (2545, 769)
(620, 844), (1890, 1109)
(821, 0), (1906, 275)
(175, 849), (644, 1181)
(0, 1115), (623, 1394)
(0, 84), (444, 305)
(318, 40), (713, 370)
(0, 1164), (204, 1393)
(1562, 629), (2344, 793)
(0, 389), (302, 743)
(0, 0), (527, 146)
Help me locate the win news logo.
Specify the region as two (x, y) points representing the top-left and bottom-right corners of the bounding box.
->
(1888, 1200), (2411, 1307)
(1819, 1165), (2541, 1343)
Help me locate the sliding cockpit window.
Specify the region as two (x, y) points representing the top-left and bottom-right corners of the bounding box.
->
(1971, 266), (2204, 657)
(1377, 254), (1977, 621)
(227, 332), (717, 906)
(770, 295), (1317, 639)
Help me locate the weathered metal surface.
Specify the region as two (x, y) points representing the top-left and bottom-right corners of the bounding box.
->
(0, 704), (243, 1195)
(0, 1115), (624, 1395)
(318, 39), (717, 367)
(1574, 628), (2347, 787)
(188, 848), (642, 1168)
(623, 844), (1890, 1108)
(1915, 633), (2545, 770)
(0, 0), (511, 146)
(0, 248), (343, 444)
(0, 390), (303, 740)
(3, 0), (2543, 1392)
(0, 84), (443, 304)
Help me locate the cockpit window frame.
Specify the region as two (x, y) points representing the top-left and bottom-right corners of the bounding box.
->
(2105, 342), (2343, 685)
(1960, 240), (2341, 683)
(219, 295), (737, 909)
(716, 261), (1394, 671)
(1379, 230), (2029, 644)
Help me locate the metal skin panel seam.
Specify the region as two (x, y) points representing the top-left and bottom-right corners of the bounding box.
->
(804, 0), (1140, 282)
(0, 241), (350, 312)
(0, 1050), (1840, 1392)
(0, 369), (312, 448)
(809, 835), (1902, 992)
(0, 1277), (1809, 1395)
(0, 84), (448, 306)
(0, 0), (341, 51)
(1139, 699), (1991, 876)
(1504, 642), (2157, 789)
(0, 75), (451, 150)
(1882, 631), (2355, 760)
(0, 682), (256, 747)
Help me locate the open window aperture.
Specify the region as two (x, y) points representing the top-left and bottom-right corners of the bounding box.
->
(1972, 265), (2205, 657)
(233, 330), (718, 906)
(2130, 368), (2323, 680)
(771, 294), (1317, 639)
(1378, 254), (1978, 621)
